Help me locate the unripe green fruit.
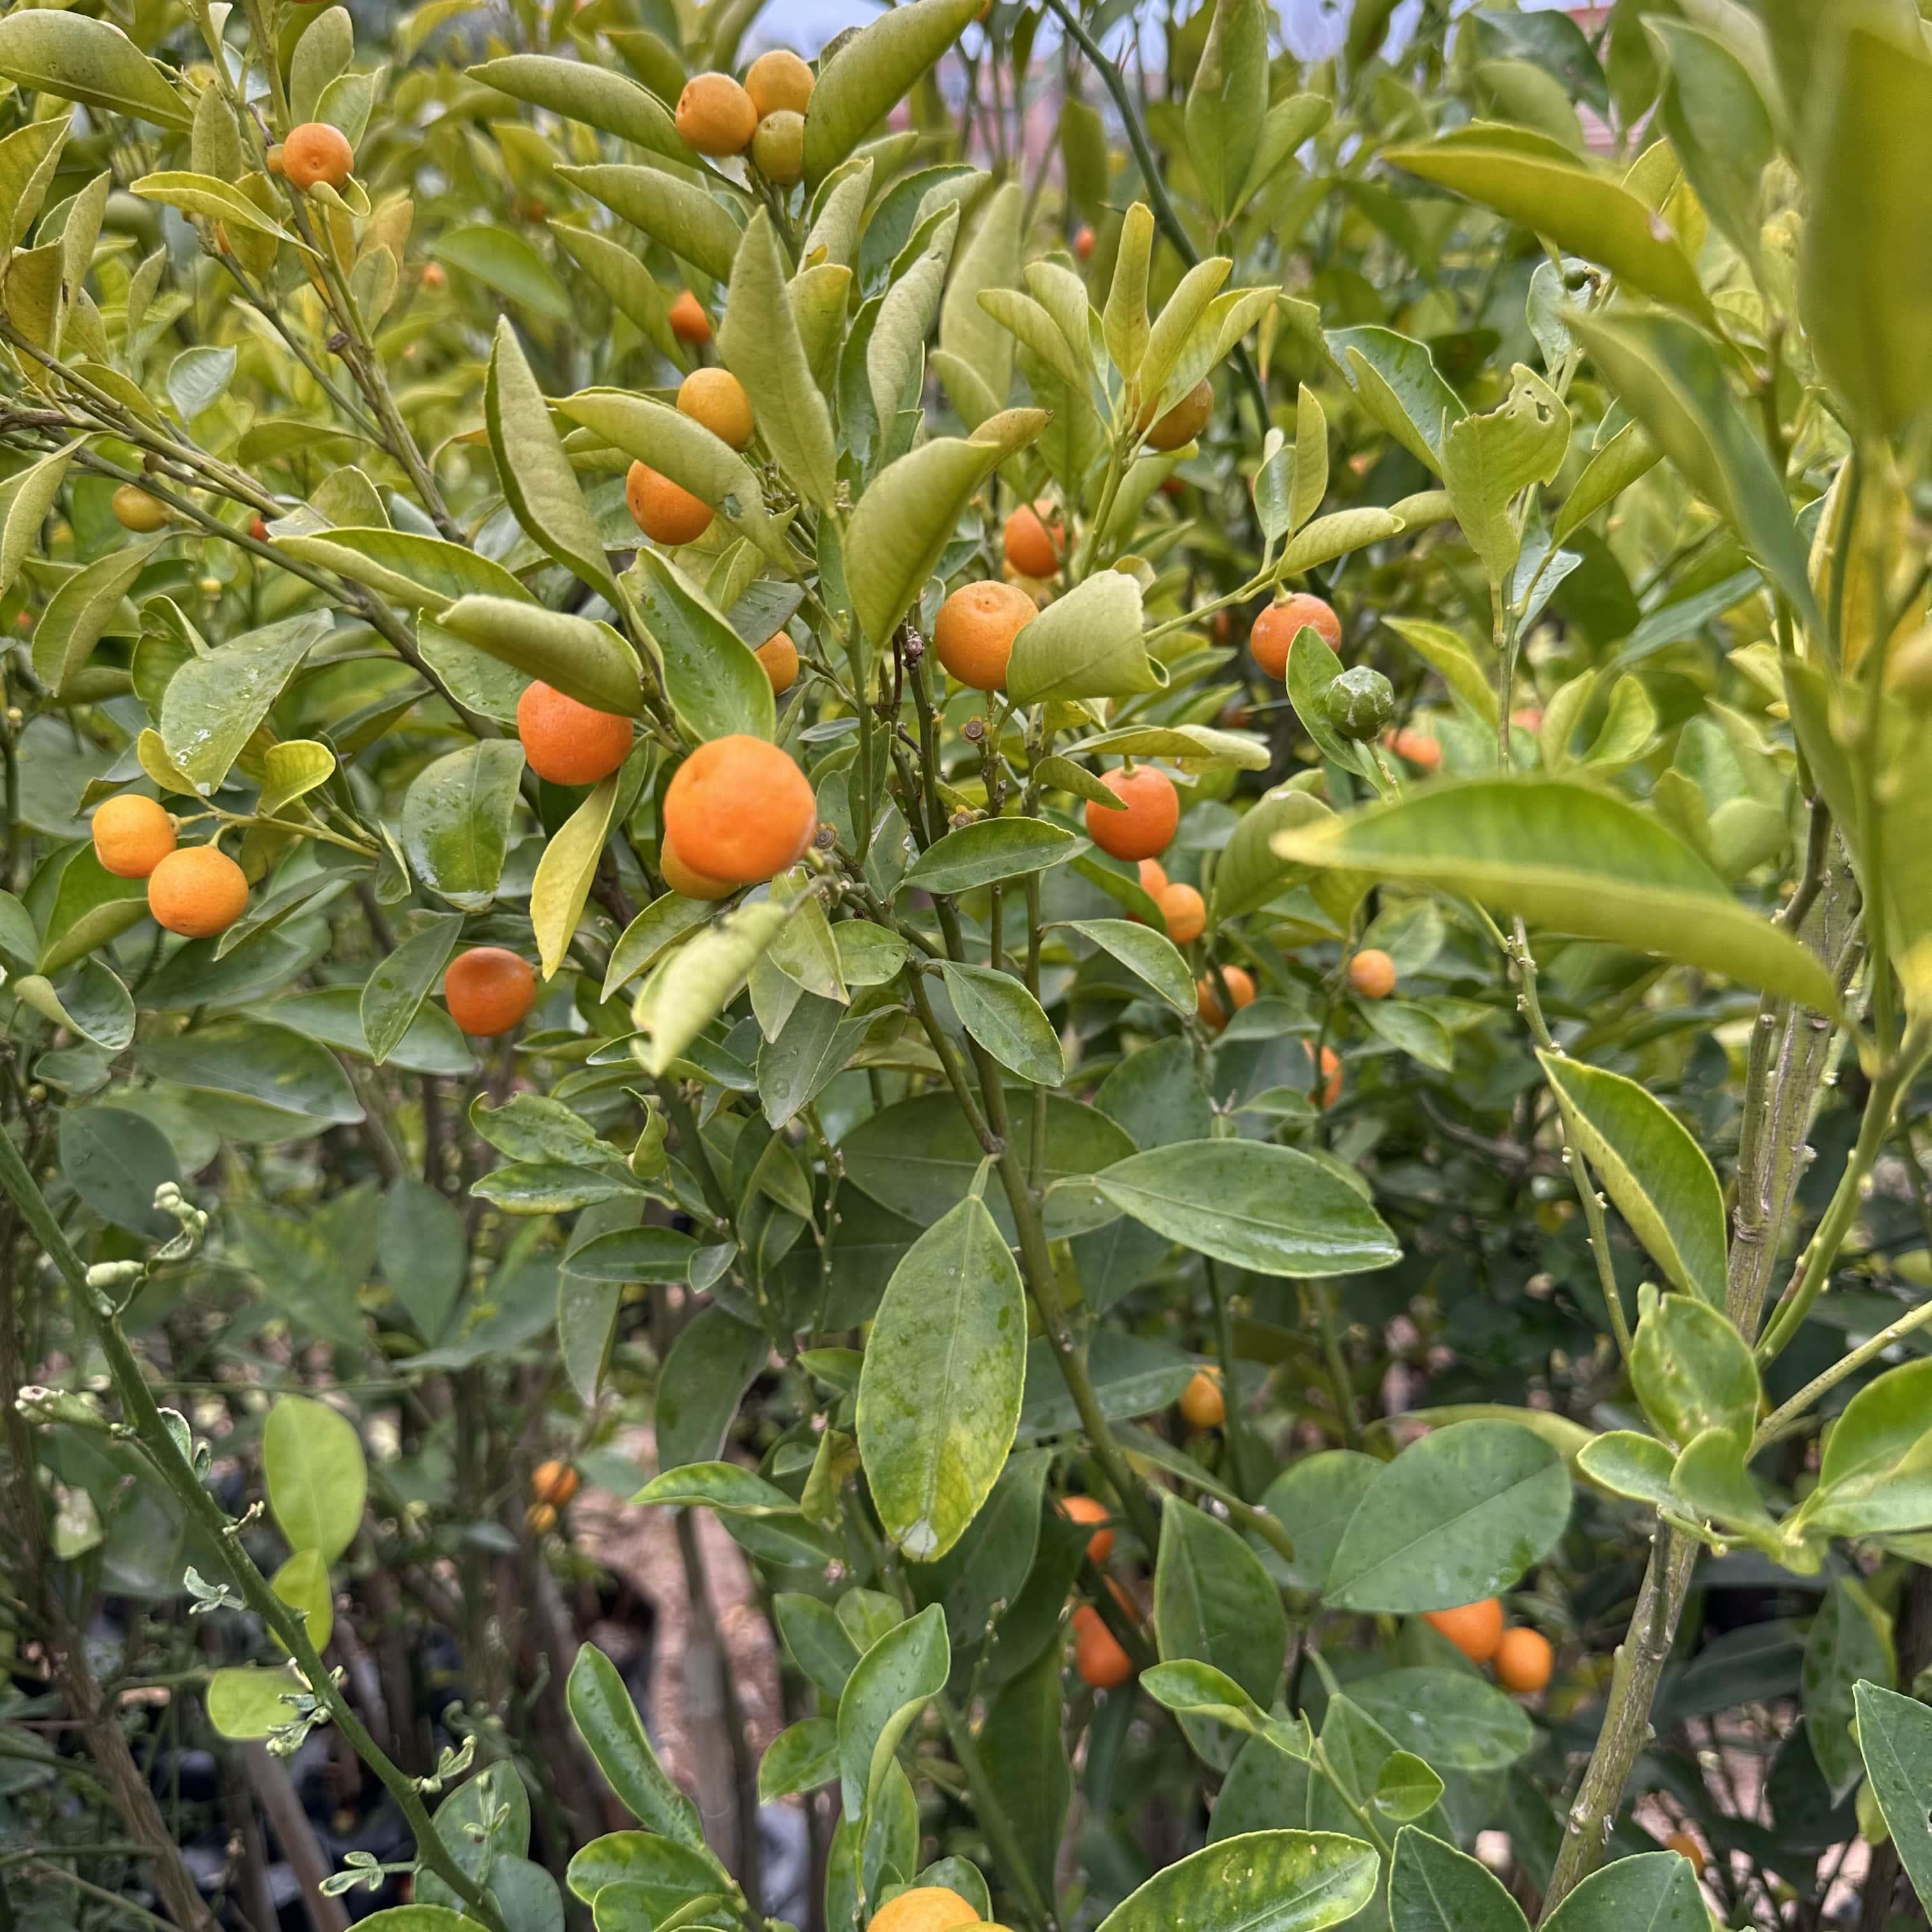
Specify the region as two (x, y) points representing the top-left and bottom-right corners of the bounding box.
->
(1326, 665), (1395, 740)
(753, 110), (806, 187)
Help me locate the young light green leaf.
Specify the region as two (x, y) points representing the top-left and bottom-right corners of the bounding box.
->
(802, 0), (981, 187)
(555, 163), (740, 284)
(263, 1394), (367, 1563)
(470, 54), (684, 158)
(636, 897), (794, 1075)
(835, 1601), (949, 1816)
(628, 550), (774, 744)
(1441, 362), (1568, 588)
(436, 597), (643, 717)
(532, 774), (620, 981)
(0, 12), (192, 128)
(1629, 1289), (1759, 1450)
(1006, 569), (1163, 704)
(1186, 0), (1268, 224)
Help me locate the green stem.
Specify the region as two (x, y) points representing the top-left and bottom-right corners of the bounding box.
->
(1754, 1297), (1932, 1452)
(935, 1694), (1060, 1932)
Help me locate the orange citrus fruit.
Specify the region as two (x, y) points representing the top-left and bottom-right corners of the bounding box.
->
(933, 579), (1036, 691)
(866, 1889), (980, 1932)
(517, 681), (634, 786)
(746, 49), (815, 118)
(755, 633), (799, 694)
(668, 290), (712, 344)
(1137, 858), (1168, 897)
(443, 946), (537, 1036)
(1662, 1831), (1705, 1877)
(675, 72), (756, 155)
(1196, 965), (1255, 1031)
(676, 367), (754, 449)
(1312, 1042), (1342, 1108)
(1085, 765), (1177, 862)
(1145, 379), (1211, 450)
(662, 735), (817, 885)
(1348, 949), (1396, 1000)
(1249, 592), (1341, 680)
(1074, 224), (1096, 261)
(626, 460), (714, 546)
(1072, 1604), (1134, 1689)
(1058, 1494), (1114, 1565)
(1003, 500), (1064, 579)
(147, 846), (249, 939)
(1422, 1598), (1505, 1664)
(1158, 882), (1206, 944)
(531, 1460), (580, 1507)
(1179, 1368), (1225, 1429)
(91, 795), (176, 879)
(1384, 726), (1441, 770)
(111, 484), (167, 532)
(1493, 1626), (1552, 1694)
(283, 121), (354, 190)
(661, 832), (735, 900)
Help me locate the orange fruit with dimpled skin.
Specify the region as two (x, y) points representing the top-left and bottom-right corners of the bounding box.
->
(92, 795), (176, 879)
(1145, 379), (1211, 450)
(627, 460), (714, 546)
(746, 49), (815, 118)
(1196, 965), (1255, 1030)
(677, 367), (753, 448)
(148, 846), (249, 939)
(668, 290), (712, 344)
(444, 947), (537, 1037)
(663, 735), (817, 885)
(1072, 1604), (1133, 1688)
(1003, 500), (1064, 578)
(1159, 882), (1206, 944)
(1422, 1598), (1504, 1664)
(661, 832), (735, 901)
(283, 121), (354, 190)
(1179, 1368), (1225, 1429)
(112, 484), (167, 532)
(675, 72), (756, 155)
(1493, 1625), (1552, 1694)
(866, 1889), (980, 1932)
(1057, 1494), (1114, 1564)
(755, 633), (799, 694)
(1249, 592), (1342, 680)
(933, 579), (1036, 691)
(1348, 948), (1396, 1000)
(1085, 765), (1177, 862)
(517, 681), (634, 786)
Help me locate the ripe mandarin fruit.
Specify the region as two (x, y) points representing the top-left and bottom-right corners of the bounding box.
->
(1074, 224), (1096, 261)
(1384, 726), (1441, 770)
(746, 48), (815, 118)
(668, 289), (712, 344)
(1085, 765), (1177, 862)
(675, 72), (757, 155)
(1057, 1494), (1114, 1565)
(1179, 1368), (1225, 1429)
(91, 795), (176, 879)
(1493, 1626), (1552, 1694)
(1145, 378), (1211, 451)
(249, 514), (270, 542)
(1312, 1042), (1343, 1107)
(755, 632), (799, 694)
(1249, 592), (1342, 680)
(111, 484), (167, 532)
(752, 111), (806, 187)
(663, 735), (817, 885)
(1072, 1604), (1133, 1689)
(1137, 858), (1169, 896)
(283, 121), (354, 191)
(865, 1888), (980, 1932)
(1003, 499), (1064, 578)
(661, 832), (735, 900)
(444, 946), (537, 1037)
(531, 1459), (580, 1507)
(933, 579), (1036, 690)
(1422, 1598), (1504, 1664)
(1348, 948), (1396, 1000)
(1159, 881), (1206, 944)
(677, 367), (754, 448)
(517, 681), (634, 786)
(147, 845), (249, 939)
(1196, 965), (1255, 1030)
(626, 459), (714, 546)
(1662, 1832), (1705, 1878)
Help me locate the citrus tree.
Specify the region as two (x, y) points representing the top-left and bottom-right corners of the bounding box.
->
(6, 1), (1932, 1929)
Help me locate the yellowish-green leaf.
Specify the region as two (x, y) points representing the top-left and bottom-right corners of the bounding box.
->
(533, 774), (620, 981)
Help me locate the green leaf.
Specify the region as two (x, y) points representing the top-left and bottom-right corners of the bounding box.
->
(532, 774), (620, 981)
(257, 741), (337, 818)
(1252, 1452), (1380, 1593)
(0, 445), (74, 602)
(1062, 918), (1194, 1016)
(1093, 1832), (1379, 1932)
(58, 1106), (178, 1238)
(1073, 723), (1270, 770)
(1186, 0), (1268, 224)
(1648, 19), (1774, 270)
(856, 1194), (1027, 1561)
(263, 1395), (367, 1563)
(1570, 309), (1818, 633)
(1441, 363), (1568, 588)
(433, 224), (571, 321)
(141, 1020), (365, 1127)
(1105, 202), (1153, 384)
(1374, 1751), (1444, 1822)
(939, 962), (1063, 1085)
(1801, 1356), (1932, 1537)
(655, 1305), (768, 1471)
(0, 11), (191, 128)
(1552, 421), (1660, 546)
(1324, 1420), (1572, 1613)
(632, 1461), (801, 1516)
(558, 164), (741, 284)
(1389, 1827), (1530, 1932)
(567, 1644), (708, 1847)
(154, 610), (328, 793)
(565, 1835), (724, 1917)
(836, 1600), (949, 1817)
(435, 597), (643, 717)
(1538, 1852), (1706, 1931)
(1804, 1577), (1894, 1802)
(903, 816), (1077, 894)
(470, 54), (684, 158)
(636, 898), (795, 1076)
(1006, 569), (1163, 705)
(776, 1595), (862, 1703)
(939, 181), (1022, 413)
(1537, 1052), (1726, 1306)
(401, 739), (526, 912)
(1384, 128), (1712, 322)
(603, 892), (714, 1000)
(1575, 1430), (1677, 1511)
(628, 551), (774, 744)
(1142, 1661), (1308, 1756)
(1630, 1289), (1759, 1450)
(977, 1645), (1070, 1906)
(131, 171), (300, 246)
(271, 1547), (334, 1652)
(803, 0), (983, 187)
(1347, 1668), (1535, 1772)
(1855, 1680), (1932, 1905)
(33, 539), (165, 698)
(1326, 326), (1465, 474)
(206, 1664), (308, 1740)
(760, 1717), (841, 1801)
(362, 914), (463, 1068)
(1092, 1140), (1400, 1278)
(1271, 777), (1840, 1013)
(0, 117), (70, 256)
(378, 1179), (465, 1342)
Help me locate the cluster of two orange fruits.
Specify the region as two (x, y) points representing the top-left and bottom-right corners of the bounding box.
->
(1423, 1598), (1553, 1696)
(92, 797), (248, 939)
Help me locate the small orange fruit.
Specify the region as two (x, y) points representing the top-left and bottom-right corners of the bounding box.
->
(1137, 858), (1169, 897)
(526, 1502), (558, 1534)
(91, 795), (176, 880)
(1072, 1605), (1134, 1689)
(1158, 881), (1206, 944)
(1179, 1368), (1225, 1430)
(1073, 224), (1096, 261)
(1085, 765), (1178, 862)
(1057, 1494), (1114, 1565)
(1196, 965), (1255, 1031)
(1348, 949), (1396, 1000)
(1493, 1626), (1552, 1694)
(147, 846), (249, 939)
(866, 1889), (979, 1932)
(626, 459), (714, 546)
(933, 579), (1036, 691)
(264, 142), (286, 175)
(661, 832), (735, 901)
(531, 1459), (580, 1507)
(422, 261), (447, 289)
(1002, 499), (1064, 579)
(249, 514), (270, 542)
(1312, 1042), (1342, 1108)
(668, 289), (712, 344)
(1249, 592), (1342, 680)
(677, 367), (755, 448)
(746, 49), (815, 118)
(517, 681), (634, 786)
(282, 121), (354, 192)
(675, 72), (757, 155)
(751, 110), (806, 187)
(1145, 379), (1211, 451)
(1422, 1598), (1505, 1665)
(443, 947), (537, 1037)
(1662, 1831), (1705, 1877)
(662, 735), (818, 885)
(1384, 726), (1441, 770)
(755, 632), (799, 694)
(111, 484), (167, 532)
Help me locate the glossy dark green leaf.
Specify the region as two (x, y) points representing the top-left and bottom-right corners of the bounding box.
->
(1093, 1832), (1378, 1932)
(362, 912), (463, 1067)
(1538, 1851), (1706, 1931)
(58, 1105), (178, 1238)
(1855, 1680), (1932, 1905)
(655, 1305), (769, 1472)
(401, 739), (525, 912)
(1388, 1825), (1529, 1932)
(940, 962), (1063, 1085)
(141, 1020), (364, 1126)
(378, 1178), (465, 1342)
(760, 1717), (840, 1801)
(904, 816), (1077, 893)
(976, 1644), (1070, 1906)
(836, 1600), (949, 1818)
(1347, 1668), (1535, 1772)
